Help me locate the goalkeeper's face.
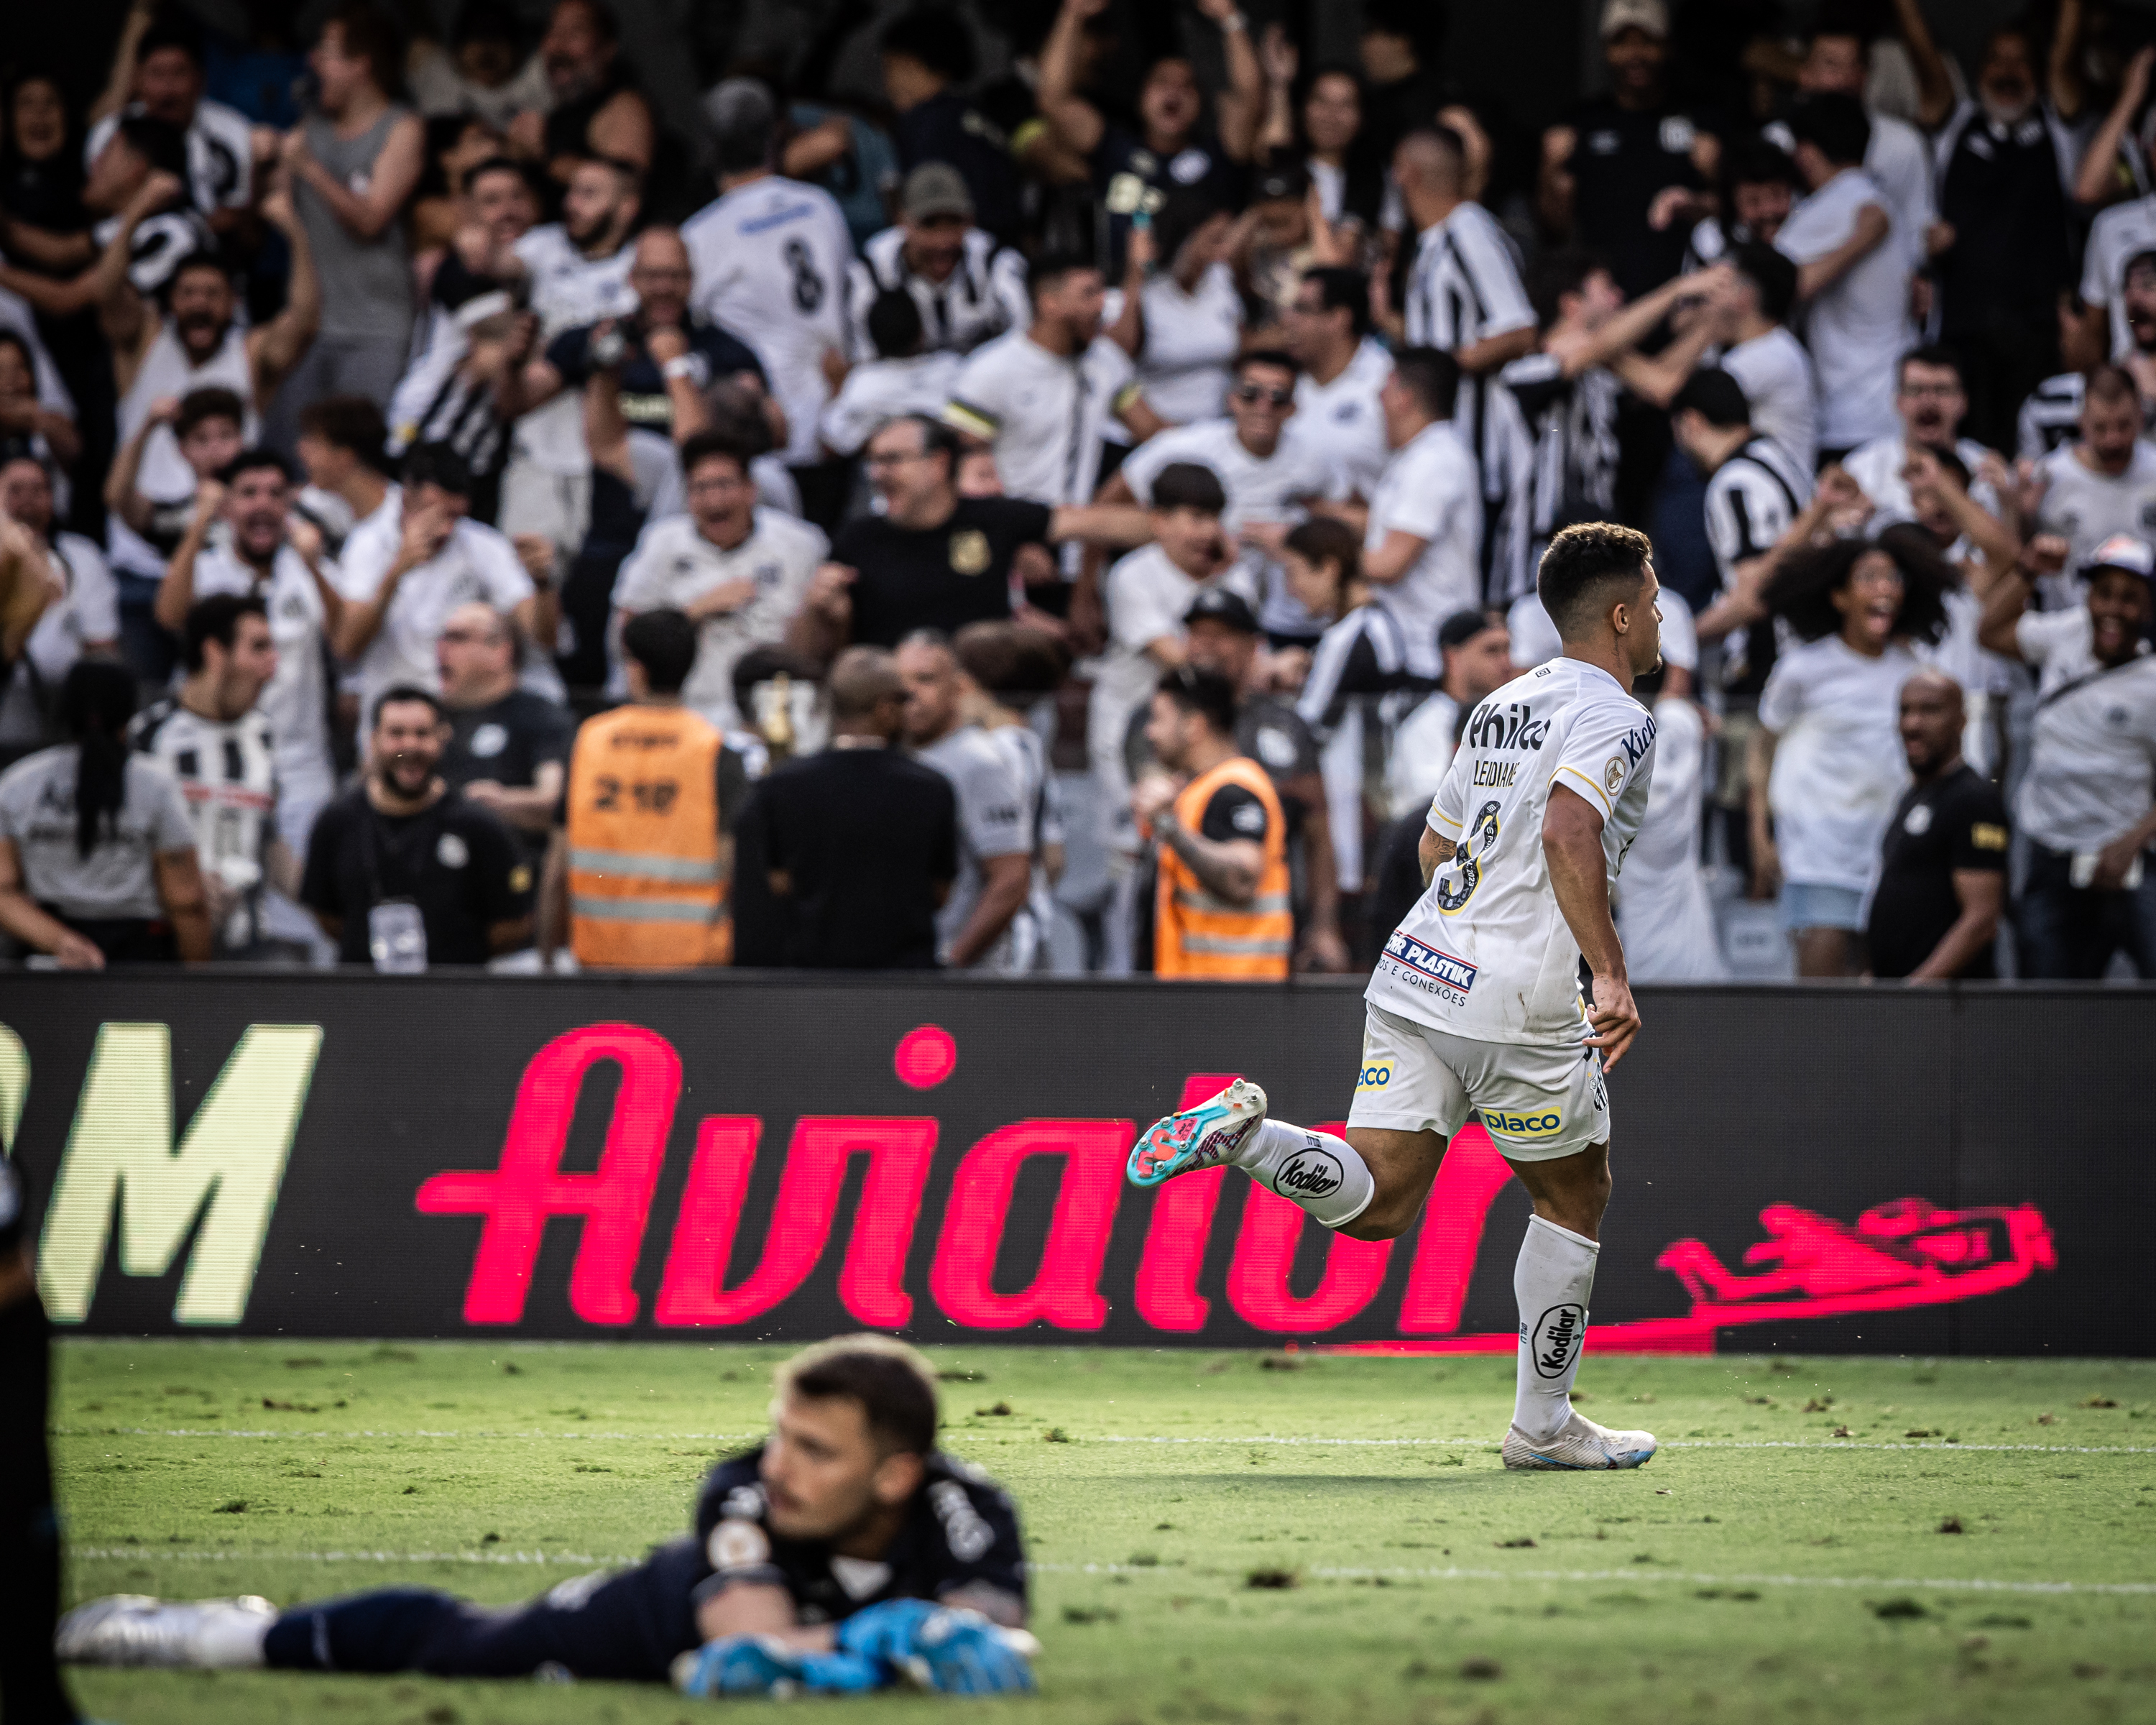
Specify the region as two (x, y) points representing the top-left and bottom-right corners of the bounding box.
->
(760, 1391), (926, 1543)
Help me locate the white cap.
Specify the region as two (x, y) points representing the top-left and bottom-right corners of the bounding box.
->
(2089, 533), (2156, 579)
(1600, 0), (1669, 39)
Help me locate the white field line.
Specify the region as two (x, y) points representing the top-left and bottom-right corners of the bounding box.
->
(51, 1427), (2156, 1455)
(68, 1549), (2156, 1598)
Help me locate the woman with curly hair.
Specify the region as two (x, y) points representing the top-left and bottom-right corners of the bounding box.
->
(1748, 524), (1950, 977)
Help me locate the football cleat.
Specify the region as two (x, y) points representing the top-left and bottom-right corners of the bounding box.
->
(1126, 1080), (1269, 1187)
(1502, 1410), (1658, 1471)
(55, 1594), (275, 1668)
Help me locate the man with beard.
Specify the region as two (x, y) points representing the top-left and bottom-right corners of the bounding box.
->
(2022, 252), (2156, 461)
(846, 165), (1028, 363)
(509, 0), (657, 193)
(1283, 267), (1394, 504)
(2031, 367), (2156, 592)
(156, 450), (344, 854)
(86, 10), (256, 235)
(1931, 25), (2078, 451)
(1843, 348), (2003, 532)
(300, 685), (532, 968)
(1981, 534), (2156, 979)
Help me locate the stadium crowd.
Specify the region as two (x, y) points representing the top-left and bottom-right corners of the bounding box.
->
(0, 0), (2153, 982)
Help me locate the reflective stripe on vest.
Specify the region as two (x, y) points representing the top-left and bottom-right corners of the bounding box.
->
(1153, 754), (1294, 980)
(566, 704), (732, 969)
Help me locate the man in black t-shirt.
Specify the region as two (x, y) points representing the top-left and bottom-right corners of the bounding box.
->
(1868, 671), (2009, 980)
(300, 686), (533, 967)
(57, 1338), (1035, 1698)
(436, 602), (573, 860)
(791, 415), (1149, 656)
(733, 646), (959, 968)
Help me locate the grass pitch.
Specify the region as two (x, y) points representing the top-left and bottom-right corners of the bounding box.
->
(52, 1341), (2156, 1725)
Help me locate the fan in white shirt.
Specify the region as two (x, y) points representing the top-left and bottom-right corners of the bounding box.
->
(844, 165), (1028, 362)
(819, 290), (962, 458)
(2032, 367), (2156, 587)
(1107, 195), (1245, 426)
(944, 254), (1138, 507)
(1839, 348), (2003, 529)
(612, 436), (829, 727)
(0, 457), (116, 756)
(333, 444), (561, 729)
(683, 80), (855, 468)
(1774, 96), (1909, 455)
(1705, 240), (1818, 472)
(1360, 349), (1484, 678)
(1751, 528), (1951, 976)
(1774, 27), (1943, 274)
(1282, 268), (1394, 501)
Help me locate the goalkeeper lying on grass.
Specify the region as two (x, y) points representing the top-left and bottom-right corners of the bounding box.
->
(58, 1337), (1038, 1698)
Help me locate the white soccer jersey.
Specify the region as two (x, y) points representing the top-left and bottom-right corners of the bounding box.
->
(191, 545), (336, 822)
(683, 176), (855, 464)
(1403, 201), (1534, 489)
(1118, 417), (1344, 638)
(1842, 433), (2000, 528)
(129, 696), (277, 950)
(1757, 635), (1920, 891)
(1363, 420), (1483, 672)
(2034, 440), (2156, 581)
(1614, 696), (1726, 982)
(944, 329), (1132, 507)
(507, 225), (638, 475)
(1295, 339), (1394, 500)
(1720, 326), (1818, 473)
(2081, 194), (2156, 360)
(916, 722), (1032, 971)
(819, 351), (961, 456)
(1775, 167), (1908, 449)
(1704, 438), (1812, 587)
(1368, 656), (1657, 1046)
(2014, 608), (2156, 852)
(612, 508), (829, 726)
(846, 226), (1028, 361)
(1128, 262), (1245, 425)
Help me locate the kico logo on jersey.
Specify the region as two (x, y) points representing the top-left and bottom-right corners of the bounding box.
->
(1482, 1106), (1564, 1139)
(1618, 718), (1657, 768)
(1465, 701), (1553, 753)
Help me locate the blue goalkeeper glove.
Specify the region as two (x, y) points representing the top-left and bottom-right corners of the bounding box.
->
(671, 1634), (883, 1698)
(836, 1599), (1038, 1696)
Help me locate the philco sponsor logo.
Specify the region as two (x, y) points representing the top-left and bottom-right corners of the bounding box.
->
(1275, 1142), (1344, 1200)
(1355, 1062), (1393, 1090)
(1465, 700), (1553, 753)
(1531, 1302), (1587, 1379)
(1482, 1107), (1563, 1138)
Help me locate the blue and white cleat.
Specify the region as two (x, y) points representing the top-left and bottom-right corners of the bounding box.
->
(1127, 1079), (1269, 1187)
(55, 1594), (275, 1668)
(1502, 1410), (1658, 1471)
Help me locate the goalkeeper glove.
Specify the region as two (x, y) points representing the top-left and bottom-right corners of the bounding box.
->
(671, 1634), (882, 1698)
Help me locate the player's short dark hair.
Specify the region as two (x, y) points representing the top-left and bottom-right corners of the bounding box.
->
(954, 619), (1070, 696)
(299, 394), (390, 462)
(181, 592), (267, 673)
(1897, 344), (1962, 387)
(1765, 523), (1950, 646)
(1390, 346), (1460, 420)
(1673, 366), (1751, 428)
(220, 446), (293, 487)
(1787, 92), (1870, 168)
(372, 684), (446, 729)
(1027, 250), (1097, 303)
(1149, 461), (1226, 516)
(879, 6), (976, 83)
(402, 440), (473, 495)
(1233, 348), (1298, 382)
(732, 643), (824, 719)
(1285, 515), (1360, 584)
(866, 287), (925, 359)
(1156, 662), (1239, 736)
(175, 387), (245, 440)
(464, 153), (541, 198)
(1301, 266), (1371, 339)
(622, 608), (699, 694)
(779, 1335), (940, 1457)
(1538, 522), (1653, 639)
(1731, 239), (1797, 323)
(116, 114), (190, 180)
(679, 428), (753, 479)
(1527, 247), (1610, 331)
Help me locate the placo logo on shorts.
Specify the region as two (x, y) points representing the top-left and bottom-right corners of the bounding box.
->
(1275, 1141), (1344, 1200)
(1482, 1107), (1564, 1139)
(1529, 1302), (1587, 1379)
(1355, 1062), (1392, 1090)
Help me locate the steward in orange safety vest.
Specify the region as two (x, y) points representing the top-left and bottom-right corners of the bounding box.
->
(549, 610), (740, 969)
(1138, 664), (1292, 980)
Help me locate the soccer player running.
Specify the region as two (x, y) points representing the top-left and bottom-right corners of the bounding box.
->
(1130, 523), (1664, 1470)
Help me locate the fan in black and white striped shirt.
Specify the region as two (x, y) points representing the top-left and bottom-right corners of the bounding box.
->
(129, 592), (292, 956)
(386, 292), (524, 524)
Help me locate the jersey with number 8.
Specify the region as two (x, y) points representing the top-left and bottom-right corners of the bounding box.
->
(1367, 657), (1657, 1048)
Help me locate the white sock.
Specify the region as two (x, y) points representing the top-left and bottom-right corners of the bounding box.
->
(193, 1601), (272, 1668)
(1513, 1214), (1599, 1440)
(1237, 1120), (1376, 1229)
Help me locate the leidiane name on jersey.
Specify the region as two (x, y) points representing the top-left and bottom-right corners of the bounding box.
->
(1378, 929), (1478, 1003)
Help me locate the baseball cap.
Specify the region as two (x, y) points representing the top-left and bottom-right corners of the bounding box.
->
(2088, 533), (2156, 579)
(1437, 608), (1501, 651)
(1184, 588), (1261, 634)
(1600, 0), (1669, 40)
(902, 162), (975, 224)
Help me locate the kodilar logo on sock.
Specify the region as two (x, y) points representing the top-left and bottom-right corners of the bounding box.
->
(1531, 1302), (1587, 1379)
(1276, 1139), (1344, 1200)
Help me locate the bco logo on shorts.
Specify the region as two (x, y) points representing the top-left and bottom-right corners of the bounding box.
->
(1355, 1062), (1392, 1089)
(1481, 1107), (1564, 1138)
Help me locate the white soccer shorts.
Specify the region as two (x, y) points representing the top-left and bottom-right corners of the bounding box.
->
(1344, 1004), (1611, 1162)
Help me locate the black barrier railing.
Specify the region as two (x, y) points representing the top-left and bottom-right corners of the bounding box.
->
(1, 975), (2145, 1354)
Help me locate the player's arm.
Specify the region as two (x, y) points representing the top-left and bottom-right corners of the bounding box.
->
(1416, 824), (1457, 885)
(1543, 781), (1640, 1067)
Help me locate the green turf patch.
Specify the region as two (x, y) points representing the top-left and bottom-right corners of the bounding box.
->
(52, 1343), (2156, 1724)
